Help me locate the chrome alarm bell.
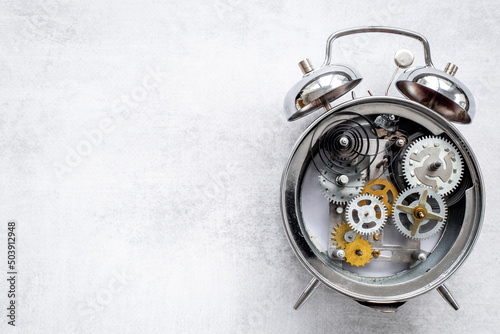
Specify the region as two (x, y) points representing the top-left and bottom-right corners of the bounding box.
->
(396, 65), (475, 123)
(284, 61), (362, 121)
(280, 27), (484, 313)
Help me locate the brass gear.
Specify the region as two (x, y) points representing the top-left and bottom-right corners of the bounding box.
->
(362, 179), (399, 216)
(344, 238), (373, 267)
(331, 222), (361, 249)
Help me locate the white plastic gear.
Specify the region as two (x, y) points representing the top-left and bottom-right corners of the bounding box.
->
(318, 169), (365, 204)
(345, 194), (387, 235)
(392, 186), (447, 240)
(402, 136), (463, 196)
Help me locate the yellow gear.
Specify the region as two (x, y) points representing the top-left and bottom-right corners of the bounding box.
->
(362, 179), (399, 216)
(331, 222), (361, 249)
(344, 238), (373, 267)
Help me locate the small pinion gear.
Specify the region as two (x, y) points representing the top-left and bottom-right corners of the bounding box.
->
(331, 222), (361, 249)
(344, 238), (373, 267)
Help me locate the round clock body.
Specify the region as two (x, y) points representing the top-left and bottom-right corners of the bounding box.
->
(280, 96), (484, 308)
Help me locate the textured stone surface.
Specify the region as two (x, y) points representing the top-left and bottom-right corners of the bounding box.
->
(0, 0), (498, 332)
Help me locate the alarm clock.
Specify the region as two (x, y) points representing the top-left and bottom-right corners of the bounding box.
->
(280, 27), (484, 312)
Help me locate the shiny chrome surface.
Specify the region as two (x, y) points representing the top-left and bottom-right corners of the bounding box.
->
(298, 58), (314, 75)
(321, 26), (434, 67)
(437, 284), (460, 310)
(396, 66), (475, 123)
(280, 97), (484, 304)
(284, 27), (438, 122)
(283, 64), (362, 121)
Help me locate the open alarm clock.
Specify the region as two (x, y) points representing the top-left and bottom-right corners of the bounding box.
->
(280, 27), (484, 312)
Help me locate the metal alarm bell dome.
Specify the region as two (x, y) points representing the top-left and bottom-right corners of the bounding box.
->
(284, 61), (362, 121)
(396, 65), (475, 123)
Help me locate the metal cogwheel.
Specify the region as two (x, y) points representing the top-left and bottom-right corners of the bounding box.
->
(402, 136), (463, 196)
(318, 169), (364, 204)
(344, 238), (373, 267)
(346, 194), (387, 235)
(393, 186), (447, 240)
(331, 222), (361, 249)
(362, 179), (399, 216)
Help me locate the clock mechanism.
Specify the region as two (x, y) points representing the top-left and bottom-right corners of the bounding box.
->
(280, 27), (484, 312)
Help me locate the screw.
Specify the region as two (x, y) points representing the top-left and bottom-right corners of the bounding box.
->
(355, 249), (363, 256)
(334, 249), (345, 259)
(373, 234), (381, 241)
(413, 252), (427, 261)
(373, 250), (381, 257)
(335, 206), (344, 214)
(336, 175), (349, 186)
(396, 138), (406, 147)
(344, 231), (356, 243)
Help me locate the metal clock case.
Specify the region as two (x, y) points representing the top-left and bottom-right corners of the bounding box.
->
(280, 27), (484, 312)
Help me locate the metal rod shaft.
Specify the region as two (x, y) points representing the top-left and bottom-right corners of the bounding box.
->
(385, 66), (399, 96)
(437, 284), (459, 311)
(293, 277), (321, 310)
(322, 26), (434, 68)
(320, 96), (332, 111)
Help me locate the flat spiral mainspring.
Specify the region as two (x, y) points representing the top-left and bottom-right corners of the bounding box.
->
(310, 112), (379, 177)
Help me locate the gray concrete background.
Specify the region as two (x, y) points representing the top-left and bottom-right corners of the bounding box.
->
(0, 0), (498, 333)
